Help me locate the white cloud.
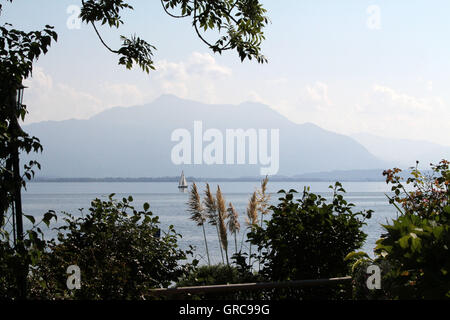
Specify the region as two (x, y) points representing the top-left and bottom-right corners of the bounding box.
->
(356, 85), (450, 145)
(152, 52), (232, 103)
(264, 81), (450, 146)
(246, 91), (267, 104)
(185, 52), (232, 78)
(23, 67), (104, 122)
(99, 82), (146, 107)
(370, 84), (445, 114)
(21, 52), (233, 123)
(296, 82), (333, 111)
(20, 63), (450, 147)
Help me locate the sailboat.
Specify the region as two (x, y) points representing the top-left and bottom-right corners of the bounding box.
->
(178, 170), (188, 189)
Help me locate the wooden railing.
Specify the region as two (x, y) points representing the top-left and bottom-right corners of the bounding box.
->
(149, 276), (352, 297)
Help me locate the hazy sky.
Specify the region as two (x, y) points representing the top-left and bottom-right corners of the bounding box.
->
(4, 0), (450, 146)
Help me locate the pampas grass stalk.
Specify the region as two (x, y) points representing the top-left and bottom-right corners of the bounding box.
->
(246, 191), (258, 266)
(257, 175), (270, 228)
(187, 182), (210, 266)
(256, 176), (270, 271)
(203, 183), (224, 264)
(216, 186), (229, 266)
(227, 202), (240, 254)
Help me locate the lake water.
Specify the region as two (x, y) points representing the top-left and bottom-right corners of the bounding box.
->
(21, 181), (398, 264)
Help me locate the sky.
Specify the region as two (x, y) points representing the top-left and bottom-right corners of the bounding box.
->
(3, 0), (450, 146)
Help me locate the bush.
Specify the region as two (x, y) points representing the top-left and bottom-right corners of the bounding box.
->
(28, 194), (196, 300)
(247, 183), (371, 299)
(0, 241), (21, 298)
(176, 263), (261, 300)
(373, 160), (450, 299)
(0, 211), (56, 299)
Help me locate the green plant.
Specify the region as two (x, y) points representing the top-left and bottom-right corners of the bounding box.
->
(28, 195), (196, 300)
(227, 202), (240, 255)
(187, 182), (210, 266)
(216, 186), (229, 266)
(203, 183), (225, 263)
(0, 211), (57, 299)
(176, 264), (260, 300)
(372, 160), (450, 299)
(245, 190), (258, 267)
(248, 182), (372, 299)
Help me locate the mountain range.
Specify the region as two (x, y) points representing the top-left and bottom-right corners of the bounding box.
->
(351, 132), (450, 168)
(22, 94), (444, 179)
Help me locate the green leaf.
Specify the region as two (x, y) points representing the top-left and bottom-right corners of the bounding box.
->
(24, 214), (35, 224)
(344, 251), (369, 261)
(398, 235), (410, 249)
(43, 210), (57, 227)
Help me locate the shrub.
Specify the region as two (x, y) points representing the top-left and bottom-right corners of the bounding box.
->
(373, 160), (450, 299)
(176, 263), (260, 300)
(29, 194), (196, 300)
(0, 211), (56, 299)
(247, 183), (371, 299)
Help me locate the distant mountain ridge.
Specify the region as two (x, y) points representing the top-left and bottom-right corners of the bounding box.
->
(351, 132), (450, 168)
(23, 94), (387, 178)
(31, 169), (385, 182)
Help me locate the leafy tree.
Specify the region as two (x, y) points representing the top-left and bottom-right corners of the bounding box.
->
(0, 11), (58, 295)
(80, 0), (269, 72)
(0, 12), (57, 226)
(247, 183), (372, 299)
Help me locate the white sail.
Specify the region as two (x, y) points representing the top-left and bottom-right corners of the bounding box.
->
(178, 171), (188, 188)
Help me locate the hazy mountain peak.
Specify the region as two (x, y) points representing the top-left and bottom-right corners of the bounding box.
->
(154, 93), (186, 103)
(23, 96), (386, 178)
(351, 132), (450, 168)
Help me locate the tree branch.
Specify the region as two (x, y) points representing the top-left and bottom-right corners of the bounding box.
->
(90, 21), (118, 54)
(160, 0), (190, 18)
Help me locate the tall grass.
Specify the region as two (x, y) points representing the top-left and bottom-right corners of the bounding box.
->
(216, 186), (229, 266)
(203, 183), (224, 264)
(186, 177), (270, 268)
(187, 182), (210, 266)
(227, 202), (240, 255)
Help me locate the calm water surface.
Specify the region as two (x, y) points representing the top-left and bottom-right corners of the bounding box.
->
(22, 181), (398, 264)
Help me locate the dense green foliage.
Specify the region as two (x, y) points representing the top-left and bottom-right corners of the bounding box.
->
(245, 183), (371, 299)
(176, 264), (260, 300)
(0, 210), (56, 298)
(80, 0), (268, 72)
(27, 195), (195, 300)
(0, 18), (57, 224)
(349, 160), (450, 300)
(376, 160), (449, 299)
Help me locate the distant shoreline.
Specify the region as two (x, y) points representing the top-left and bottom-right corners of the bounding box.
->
(31, 176), (386, 183)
